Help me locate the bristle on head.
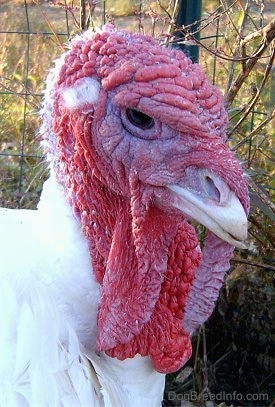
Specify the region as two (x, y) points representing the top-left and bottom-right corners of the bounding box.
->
(61, 77), (100, 111)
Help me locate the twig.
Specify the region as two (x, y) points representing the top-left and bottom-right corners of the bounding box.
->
(173, 29), (271, 62)
(64, 6), (80, 29)
(220, 0), (242, 38)
(33, 0), (64, 50)
(228, 42), (275, 136)
(0, 78), (41, 109)
(225, 18), (275, 105)
(249, 215), (275, 246)
(175, 1), (237, 38)
(170, 2), (273, 63)
(232, 258), (275, 271)
(231, 108), (275, 150)
(202, 325), (209, 389)
(249, 178), (275, 213)
(213, 347), (232, 367)
(79, 0), (96, 31)
(19, 165), (47, 206)
(226, 0), (251, 95)
(164, 0), (179, 43)
(249, 135), (269, 168)
(248, 228), (267, 246)
(157, 0), (172, 21)
(193, 327), (201, 372)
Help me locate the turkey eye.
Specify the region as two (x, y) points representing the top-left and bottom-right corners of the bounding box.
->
(126, 108), (154, 129)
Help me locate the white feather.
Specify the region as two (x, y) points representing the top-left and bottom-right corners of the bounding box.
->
(61, 77), (100, 111)
(0, 176), (165, 406)
(0, 280), (100, 407)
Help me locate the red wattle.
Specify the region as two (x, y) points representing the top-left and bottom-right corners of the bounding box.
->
(103, 218), (201, 374)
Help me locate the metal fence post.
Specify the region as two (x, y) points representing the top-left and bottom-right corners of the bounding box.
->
(174, 0), (202, 62)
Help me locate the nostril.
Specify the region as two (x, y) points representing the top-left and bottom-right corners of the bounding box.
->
(204, 176), (221, 202)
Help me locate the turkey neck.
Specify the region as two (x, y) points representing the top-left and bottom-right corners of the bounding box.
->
(63, 154), (203, 373)
(71, 167), (183, 347)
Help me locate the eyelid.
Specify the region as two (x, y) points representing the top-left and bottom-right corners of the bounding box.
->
(126, 108), (155, 130)
(120, 108), (159, 140)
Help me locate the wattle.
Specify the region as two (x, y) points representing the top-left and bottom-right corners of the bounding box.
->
(97, 207), (201, 374)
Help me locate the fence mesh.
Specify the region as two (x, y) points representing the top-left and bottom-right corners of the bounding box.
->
(0, 1), (165, 207)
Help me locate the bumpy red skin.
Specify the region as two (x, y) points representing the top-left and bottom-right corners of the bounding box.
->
(44, 28), (249, 373)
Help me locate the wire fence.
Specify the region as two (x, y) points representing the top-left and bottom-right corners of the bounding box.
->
(0, 1), (274, 209)
(0, 0), (158, 207)
(0, 1), (70, 207)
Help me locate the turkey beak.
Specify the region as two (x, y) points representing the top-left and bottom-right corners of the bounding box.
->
(168, 174), (248, 249)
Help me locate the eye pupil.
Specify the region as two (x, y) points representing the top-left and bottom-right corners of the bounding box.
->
(126, 108), (154, 129)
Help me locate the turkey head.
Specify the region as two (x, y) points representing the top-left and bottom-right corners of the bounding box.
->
(42, 26), (249, 374)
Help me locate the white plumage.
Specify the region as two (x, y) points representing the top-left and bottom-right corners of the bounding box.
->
(61, 77), (101, 111)
(0, 178), (165, 406)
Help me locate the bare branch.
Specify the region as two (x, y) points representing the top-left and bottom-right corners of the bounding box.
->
(228, 42), (275, 135)
(231, 258), (275, 271)
(248, 178), (275, 214)
(225, 18), (275, 105)
(32, 0), (65, 50)
(231, 108), (275, 150)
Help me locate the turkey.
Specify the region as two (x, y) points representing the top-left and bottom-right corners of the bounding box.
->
(0, 25), (249, 407)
